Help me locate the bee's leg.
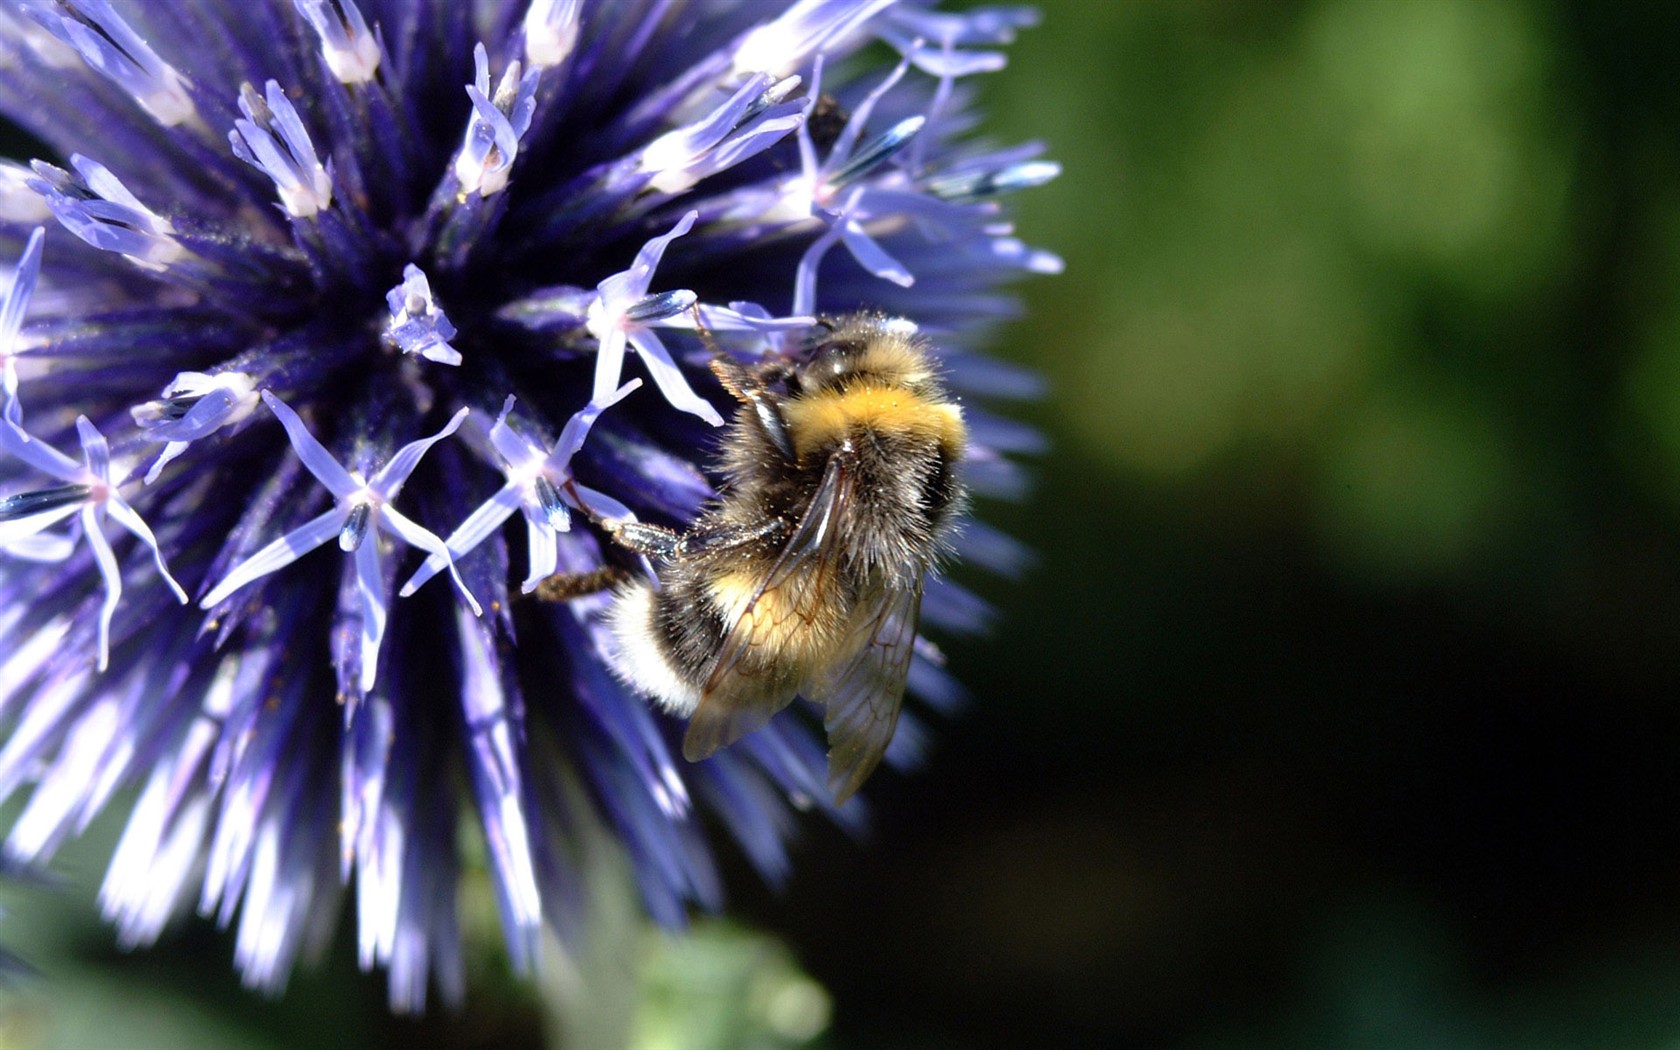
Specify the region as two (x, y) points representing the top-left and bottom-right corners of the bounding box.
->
(530, 564), (629, 602)
(688, 302), (798, 378)
(681, 516), (788, 554)
(709, 355), (797, 463)
(605, 515), (787, 558)
(690, 302), (723, 357)
(603, 519), (687, 558)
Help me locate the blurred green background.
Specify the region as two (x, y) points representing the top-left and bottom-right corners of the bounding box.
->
(13, 0), (1680, 1046)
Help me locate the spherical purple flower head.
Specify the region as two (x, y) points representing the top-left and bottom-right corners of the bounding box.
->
(0, 0), (1057, 1010)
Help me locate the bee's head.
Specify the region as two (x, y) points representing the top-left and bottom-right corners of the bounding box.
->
(796, 315), (930, 395)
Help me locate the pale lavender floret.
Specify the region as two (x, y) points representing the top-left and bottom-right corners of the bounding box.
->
(522, 0), (583, 69)
(0, 227), (44, 427)
(231, 81), (334, 219)
(453, 43), (540, 198)
(732, 0), (897, 78)
(585, 210), (724, 426)
(816, 51), (918, 183)
(638, 72), (808, 196)
(769, 54), (927, 312)
(18, 0), (196, 126)
(402, 380), (641, 598)
(28, 155), (183, 268)
(131, 370), (261, 483)
(0, 416), (187, 670)
(795, 183), (914, 316)
(711, 27), (1043, 316)
(382, 264), (461, 366)
(781, 51), (919, 212)
(293, 0), (381, 84)
(199, 393), (480, 693)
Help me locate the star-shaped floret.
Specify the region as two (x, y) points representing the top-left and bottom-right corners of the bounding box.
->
(717, 52), (926, 316)
(403, 380), (641, 599)
(636, 72), (807, 197)
(584, 210), (723, 426)
(0, 415), (188, 670)
(199, 393), (480, 693)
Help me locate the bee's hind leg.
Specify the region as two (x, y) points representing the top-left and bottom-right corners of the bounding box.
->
(530, 564), (630, 602)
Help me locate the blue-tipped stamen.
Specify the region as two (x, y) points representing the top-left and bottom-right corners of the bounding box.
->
(532, 475), (570, 530)
(338, 501), (371, 551)
(624, 288), (699, 324)
(829, 114), (926, 188)
(0, 484), (92, 522)
(928, 160), (1063, 203)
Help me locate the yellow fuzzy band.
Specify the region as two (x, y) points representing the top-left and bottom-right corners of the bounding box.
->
(784, 385), (966, 461)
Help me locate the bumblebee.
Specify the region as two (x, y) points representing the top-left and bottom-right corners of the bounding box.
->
(599, 315), (967, 802)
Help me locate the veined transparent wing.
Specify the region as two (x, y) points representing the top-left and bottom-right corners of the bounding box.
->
(812, 575), (921, 803)
(682, 451), (856, 762)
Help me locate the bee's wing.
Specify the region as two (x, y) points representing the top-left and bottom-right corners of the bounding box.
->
(681, 452), (856, 762)
(810, 576), (921, 804)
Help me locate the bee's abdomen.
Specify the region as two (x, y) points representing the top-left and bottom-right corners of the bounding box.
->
(915, 432), (964, 531)
(606, 569), (728, 716)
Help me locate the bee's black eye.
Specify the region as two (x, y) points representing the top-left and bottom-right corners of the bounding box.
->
(821, 340), (867, 367)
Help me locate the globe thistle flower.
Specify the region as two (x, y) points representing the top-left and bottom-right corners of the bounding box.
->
(0, 0), (1058, 1011)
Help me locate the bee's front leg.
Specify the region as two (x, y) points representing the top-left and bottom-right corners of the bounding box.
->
(709, 356), (796, 463)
